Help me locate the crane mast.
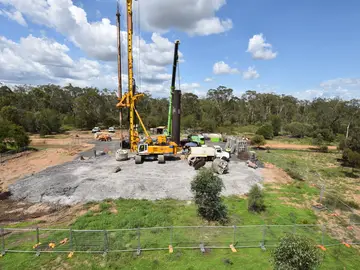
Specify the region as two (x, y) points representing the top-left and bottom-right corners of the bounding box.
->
(167, 40), (180, 136)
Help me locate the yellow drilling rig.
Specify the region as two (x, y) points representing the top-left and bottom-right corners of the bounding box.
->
(116, 0), (181, 164)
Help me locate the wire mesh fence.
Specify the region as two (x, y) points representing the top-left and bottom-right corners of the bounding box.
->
(1, 223), (360, 256)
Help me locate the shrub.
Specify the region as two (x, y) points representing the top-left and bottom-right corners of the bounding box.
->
(319, 145), (329, 153)
(190, 168), (228, 223)
(251, 135), (266, 148)
(248, 185), (266, 213)
(271, 234), (323, 270)
(256, 124), (274, 139)
(285, 168), (304, 181)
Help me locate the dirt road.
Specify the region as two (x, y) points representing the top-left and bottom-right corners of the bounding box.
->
(265, 141), (337, 150)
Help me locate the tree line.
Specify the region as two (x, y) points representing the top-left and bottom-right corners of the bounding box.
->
(1, 84), (359, 161)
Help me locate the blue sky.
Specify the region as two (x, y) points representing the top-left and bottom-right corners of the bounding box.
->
(0, 0), (359, 99)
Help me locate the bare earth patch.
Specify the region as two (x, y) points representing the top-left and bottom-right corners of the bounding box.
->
(261, 163), (292, 185)
(0, 144), (93, 192)
(265, 141), (337, 150)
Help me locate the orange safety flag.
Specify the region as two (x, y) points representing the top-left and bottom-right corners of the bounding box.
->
(229, 244), (237, 253)
(317, 245), (326, 251)
(168, 245), (173, 254)
(342, 242), (351, 248)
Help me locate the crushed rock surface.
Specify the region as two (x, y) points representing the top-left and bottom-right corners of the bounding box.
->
(9, 155), (262, 205)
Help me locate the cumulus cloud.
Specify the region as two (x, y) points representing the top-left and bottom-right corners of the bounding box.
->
(247, 34), (277, 60)
(242, 66), (259, 80)
(204, 77), (213, 82)
(213, 61), (239, 75)
(0, 0), (196, 95)
(0, 8), (27, 26)
(124, 0), (232, 36)
(0, 35), (101, 84)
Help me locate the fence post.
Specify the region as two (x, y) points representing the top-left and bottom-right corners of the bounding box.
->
(69, 228), (73, 251)
(137, 227), (141, 255)
(233, 225), (236, 245)
(321, 224), (325, 246)
(170, 226), (173, 247)
(36, 227), (40, 244)
(260, 225), (266, 250)
(1, 227), (5, 256)
(103, 230), (108, 255)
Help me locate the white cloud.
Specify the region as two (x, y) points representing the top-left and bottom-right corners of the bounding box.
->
(125, 0), (232, 36)
(242, 66), (259, 80)
(0, 35), (102, 85)
(295, 78), (360, 100)
(247, 33), (277, 60)
(0, 0), (192, 95)
(0, 8), (27, 26)
(204, 77), (213, 82)
(213, 61), (239, 75)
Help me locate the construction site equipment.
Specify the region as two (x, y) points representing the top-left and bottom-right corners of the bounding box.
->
(167, 40), (180, 139)
(115, 149), (129, 161)
(116, 2), (123, 127)
(225, 137), (250, 160)
(116, 0), (182, 155)
(187, 146), (229, 166)
(95, 133), (112, 141)
(212, 158), (229, 174)
(135, 135), (179, 164)
(189, 134), (205, 145)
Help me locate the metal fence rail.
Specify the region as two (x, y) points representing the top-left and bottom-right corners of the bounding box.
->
(1, 223), (360, 256)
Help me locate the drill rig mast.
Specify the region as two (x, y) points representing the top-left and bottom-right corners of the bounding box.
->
(116, 0), (145, 151)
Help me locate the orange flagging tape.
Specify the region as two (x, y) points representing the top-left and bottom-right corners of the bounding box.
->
(60, 238), (68, 245)
(329, 213), (339, 217)
(342, 242), (351, 248)
(169, 245), (173, 254)
(347, 226), (353, 230)
(68, 252), (74, 258)
(229, 244), (237, 252)
(317, 245), (326, 251)
(32, 243), (41, 249)
(48, 242), (56, 249)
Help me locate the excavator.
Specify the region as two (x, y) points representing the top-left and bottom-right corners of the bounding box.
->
(116, 0), (181, 164)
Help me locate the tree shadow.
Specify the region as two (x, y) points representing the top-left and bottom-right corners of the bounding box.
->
(343, 171), (359, 178)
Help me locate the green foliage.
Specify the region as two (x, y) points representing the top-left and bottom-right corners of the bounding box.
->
(0, 118), (30, 151)
(35, 109), (61, 136)
(251, 135), (266, 148)
(319, 145), (329, 153)
(313, 128), (335, 142)
(271, 234), (323, 270)
(190, 168), (228, 223)
(270, 115), (282, 136)
(256, 124), (274, 139)
(284, 122), (312, 138)
(248, 185), (266, 213)
(345, 148), (360, 170)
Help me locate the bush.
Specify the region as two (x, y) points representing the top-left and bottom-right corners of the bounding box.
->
(319, 145), (329, 153)
(251, 135), (266, 148)
(312, 128), (335, 142)
(272, 234), (323, 270)
(256, 124), (274, 139)
(285, 168), (304, 181)
(284, 122), (312, 138)
(190, 168), (228, 223)
(248, 185), (266, 213)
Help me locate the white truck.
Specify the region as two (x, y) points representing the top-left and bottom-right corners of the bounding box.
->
(187, 145), (230, 167)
